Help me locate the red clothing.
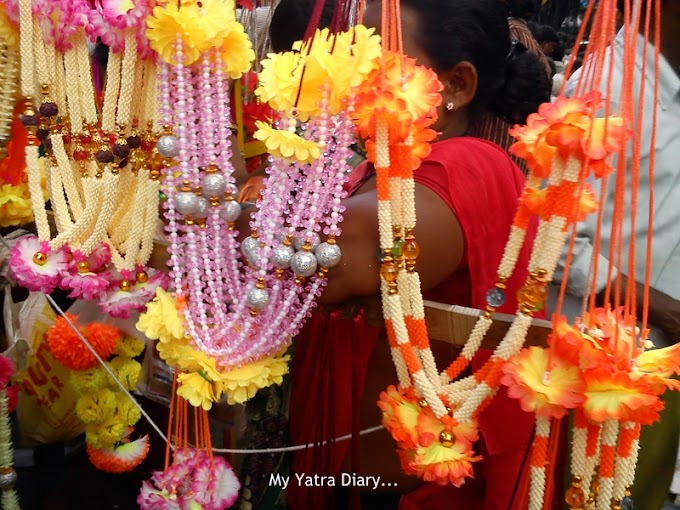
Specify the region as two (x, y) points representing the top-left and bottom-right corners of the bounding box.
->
(289, 137), (540, 509)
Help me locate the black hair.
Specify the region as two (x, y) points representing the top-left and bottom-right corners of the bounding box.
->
(535, 24), (559, 44)
(502, 0), (540, 21)
(401, 0), (551, 125)
(270, 0), (336, 53)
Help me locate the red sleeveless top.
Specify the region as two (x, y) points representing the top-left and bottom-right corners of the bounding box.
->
(288, 137), (542, 510)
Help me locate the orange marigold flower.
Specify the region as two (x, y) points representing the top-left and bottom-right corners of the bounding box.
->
(377, 385), (420, 450)
(47, 314), (120, 370)
(502, 347), (586, 418)
(584, 369), (663, 425)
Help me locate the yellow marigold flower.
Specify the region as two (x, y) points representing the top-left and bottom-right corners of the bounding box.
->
(0, 184), (34, 228)
(219, 20), (255, 79)
(86, 417), (127, 449)
(70, 366), (108, 395)
(108, 356), (142, 391)
(220, 353), (290, 405)
(253, 122), (322, 164)
(112, 336), (146, 358)
(76, 388), (117, 424)
(137, 288), (185, 343)
(114, 393), (142, 426)
(156, 337), (189, 367)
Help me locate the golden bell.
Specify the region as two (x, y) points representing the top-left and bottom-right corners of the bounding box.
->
(32, 252), (47, 266)
(439, 431), (455, 448)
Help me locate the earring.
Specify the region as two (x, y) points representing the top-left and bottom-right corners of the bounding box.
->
(446, 101), (455, 111)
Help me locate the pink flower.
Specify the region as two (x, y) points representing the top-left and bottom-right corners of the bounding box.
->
(0, 355), (15, 388)
(88, 0), (151, 53)
(194, 455), (240, 509)
(61, 270), (111, 301)
(1, 0), (18, 24)
(6, 386), (18, 414)
(9, 236), (69, 293)
(35, 0), (92, 51)
(98, 268), (167, 319)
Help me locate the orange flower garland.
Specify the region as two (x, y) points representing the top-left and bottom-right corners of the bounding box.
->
(46, 314), (120, 370)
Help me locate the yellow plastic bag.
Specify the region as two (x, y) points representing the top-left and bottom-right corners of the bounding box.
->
(9, 293), (84, 445)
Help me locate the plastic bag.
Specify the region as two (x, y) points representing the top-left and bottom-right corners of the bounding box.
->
(7, 292), (84, 445)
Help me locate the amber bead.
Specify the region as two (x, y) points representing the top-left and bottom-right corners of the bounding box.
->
(403, 239), (420, 261)
(565, 485), (586, 508)
(77, 260), (90, 273)
(517, 281), (548, 312)
(380, 261), (398, 284)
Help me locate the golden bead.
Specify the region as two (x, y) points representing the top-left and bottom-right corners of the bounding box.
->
(77, 260), (90, 273)
(565, 477), (586, 508)
(136, 271), (149, 284)
(275, 268), (285, 279)
(119, 280), (132, 292)
(250, 309), (259, 317)
(418, 399), (429, 408)
(294, 277), (304, 286)
(206, 162), (218, 173)
(32, 252), (47, 266)
(517, 280), (548, 313)
(439, 431), (455, 448)
(611, 500), (621, 510)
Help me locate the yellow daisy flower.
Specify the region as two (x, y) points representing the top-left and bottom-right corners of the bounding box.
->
(253, 122), (322, 164)
(136, 288), (185, 343)
(256, 51), (303, 113)
(174, 346), (224, 410)
(146, 3), (203, 65)
(220, 353), (290, 405)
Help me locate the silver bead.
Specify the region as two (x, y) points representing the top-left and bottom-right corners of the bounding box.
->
(315, 242), (342, 269)
(157, 135), (180, 158)
(247, 287), (270, 309)
(193, 196), (210, 218)
(294, 230), (321, 251)
(220, 201), (241, 222)
(241, 236), (260, 266)
(0, 469), (17, 490)
(202, 173), (227, 197)
(175, 192), (199, 216)
(272, 244), (295, 269)
(291, 251), (318, 277)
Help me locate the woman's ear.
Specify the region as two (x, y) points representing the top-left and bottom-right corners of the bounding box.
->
(440, 61), (478, 112)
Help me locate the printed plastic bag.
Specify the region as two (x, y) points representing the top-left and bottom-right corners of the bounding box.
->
(7, 292), (84, 445)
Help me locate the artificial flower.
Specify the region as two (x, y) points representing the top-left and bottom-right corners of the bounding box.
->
(583, 369), (663, 425)
(76, 388), (117, 424)
(636, 342), (680, 378)
(137, 288), (186, 343)
(139, 449), (240, 510)
(253, 122), (322, 164)
(9, 236), (69, 293)
(47, 314), (120, 370)
(156, 337), (189, 367)
(114, 392), (142, 426)
(113, 336), (146, 358)
(219, 21), (255, 79)
(0, 184), (33, 227)
(109, 356), (142, 391)
(0, 355), (15, 389)
(146, 2), (203, 65)
(34, 0), (91, 52)
(502, 346), (586, 418)
(406, 440), (481, 487)
(69, 245), (112, 273)
(60, 269), (111, 301)
(256, 51), (303, 114)
(0, 2), (19, 47)
(177, 353), (224, 411)
(86, 415), (128, 449)
(87, 434), (150, 473)
(377, 385), (420, 450)
(415, 411), (479, 450)
(70, 366), (108, 394)
(220, 353), (290, 405)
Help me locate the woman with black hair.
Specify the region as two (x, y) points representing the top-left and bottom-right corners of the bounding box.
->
(276, 1), (554, 509)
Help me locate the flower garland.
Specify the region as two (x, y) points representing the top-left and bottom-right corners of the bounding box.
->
(46, 315), (149, 473)
(360, 0), (629, 486)
(0, 355), (19, 510)
(135, 0), (382, 411)
(8, 0), (167, 319)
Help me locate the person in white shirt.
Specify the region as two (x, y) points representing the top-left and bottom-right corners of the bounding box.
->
(551, 1), (680, 508)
